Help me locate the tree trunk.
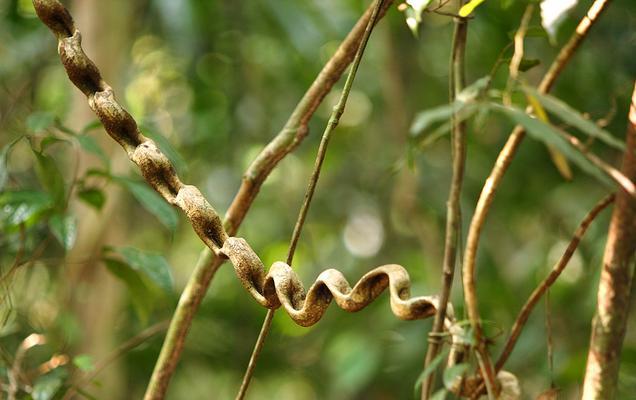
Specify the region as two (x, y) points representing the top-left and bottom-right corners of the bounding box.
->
(582, 82), (636, 399)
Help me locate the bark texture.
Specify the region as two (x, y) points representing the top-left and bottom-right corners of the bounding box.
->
(582, 83), (636, 399)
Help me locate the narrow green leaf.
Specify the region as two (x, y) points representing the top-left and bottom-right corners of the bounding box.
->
(76, 135), (110, 166)
(411, 102), (480, 139)
(78, 187), (106, 210)
(459, 0), (487, 17)
(104, 258), (156, 323)
(115, 177), (178, 232)
(26, 111), (56, 132)
(523, 86), (625, 150)
(490, 103), (613, 186)
(442, 363), (469, 390)
(115, 246), (174, 293)
(49, 213), (78, 251)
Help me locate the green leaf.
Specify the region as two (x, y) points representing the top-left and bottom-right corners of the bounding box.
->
(49, 213), (78, 251)
(443, 363), (469, 390)
(0, 190), (53, 228)
(114, 246), (174, 293)
(411, 102), (480, 138)
(0, 138), (21, 192)
(489, 103), (613, 186)
(32, 371), (65, 400)
(104, 258), (156, 323)
(431, 389), (448, 400)
(115, 177), (178, 232)
(459, 0), (487, 17)
(76, 134), (110, 166)
(501, 58), (541, 72)
(522, 86), (625, 150)
(27, 111), (56, 132)
(73, 354), (95, 372)
(32, 150), (66, 208)
(78, 187), (106, 210)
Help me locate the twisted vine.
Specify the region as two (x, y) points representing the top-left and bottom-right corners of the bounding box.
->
(33, 0), (464, 339)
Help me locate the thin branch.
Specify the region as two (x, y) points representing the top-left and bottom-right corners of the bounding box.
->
(582, 82), (636, 398)
(235, 2), (386, 398)
(62, 321), (169, 400)
(143, 2), (395, 399)
(504, 4), (534, 106)
(461, 0), (611, 394)
(495, 194), (614, 371)
(421, 6), (469, 399)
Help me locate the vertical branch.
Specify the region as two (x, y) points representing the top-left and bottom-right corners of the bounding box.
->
(582, 83), (636, 399)
(420, 6), (469, 399)
(461, 0), (611, 392)
(234, 2), (387, 398)
(144, 3), (394, 399)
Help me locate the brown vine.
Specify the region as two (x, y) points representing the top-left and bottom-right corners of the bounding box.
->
(33, 0), (462, 336)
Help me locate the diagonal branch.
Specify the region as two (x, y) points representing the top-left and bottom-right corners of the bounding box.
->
(496, 194), (614, 371)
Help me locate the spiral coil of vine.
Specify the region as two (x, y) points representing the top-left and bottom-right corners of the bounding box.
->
(32, 0), (466, 357)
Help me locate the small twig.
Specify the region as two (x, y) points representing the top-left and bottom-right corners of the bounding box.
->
(420, 5), (469, 399)
(504, 4), (534, 106)
(495, 194), (614, 371)
(462, 1), (612, 397)
(63, 321), (169, 400)
(545, 289), (554, 388)
(234, 2), (386, 398)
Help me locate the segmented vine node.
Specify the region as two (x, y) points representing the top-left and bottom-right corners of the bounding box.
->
(32, 0), (464, 342)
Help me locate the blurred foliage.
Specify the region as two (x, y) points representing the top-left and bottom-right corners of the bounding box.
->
(1, 0), (635, 399)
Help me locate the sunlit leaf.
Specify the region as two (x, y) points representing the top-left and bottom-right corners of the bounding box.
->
(49, 213), (78, 250)
(459, 0), (487, 17)
(0, 190), (53, 228)
(78, 187), (106, 210)
(114, 246), (174, 293)
(115, 176), (178, 232)
(73, 354), (95, 372)
(540, 0), (578, 41)
(407, 0), (434, 16)
(443, 363), (469, 390)
(523, 86), (625, 150)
